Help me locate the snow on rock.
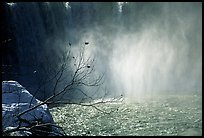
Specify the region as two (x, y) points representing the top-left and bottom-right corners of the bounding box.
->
(2, 81), (64, 136)
(2, 80), (39, 105)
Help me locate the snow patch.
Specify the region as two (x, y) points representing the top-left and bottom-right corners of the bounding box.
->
(2, 81), (64, 136)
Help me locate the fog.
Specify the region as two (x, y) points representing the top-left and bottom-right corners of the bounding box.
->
(71, 2), (202, 100)
(3, 2), (202, 102)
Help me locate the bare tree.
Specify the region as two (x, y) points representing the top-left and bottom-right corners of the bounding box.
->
(2, 41), (123, 136)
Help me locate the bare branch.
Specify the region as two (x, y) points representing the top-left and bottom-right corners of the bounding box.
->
(4, 41), (123, 136)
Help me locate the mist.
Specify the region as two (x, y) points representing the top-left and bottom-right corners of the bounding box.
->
(3, 2), (202, 102)
(72, 2), (202, 101)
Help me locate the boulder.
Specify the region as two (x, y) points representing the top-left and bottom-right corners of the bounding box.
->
(2, 81), (65, 136)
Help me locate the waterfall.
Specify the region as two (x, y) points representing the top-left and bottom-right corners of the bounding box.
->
(2, 2), (202, 102)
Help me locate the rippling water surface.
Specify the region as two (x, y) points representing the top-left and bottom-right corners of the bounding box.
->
(50, 94), (202, 136)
